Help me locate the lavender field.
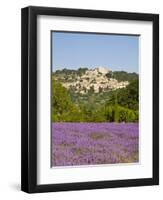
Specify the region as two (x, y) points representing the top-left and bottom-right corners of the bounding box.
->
(51, 122), (139, 167)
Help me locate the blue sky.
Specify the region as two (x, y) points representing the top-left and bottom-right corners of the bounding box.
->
(52, 32), (139, 73)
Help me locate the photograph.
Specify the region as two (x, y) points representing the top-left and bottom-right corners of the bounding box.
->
(21, 6), (159, 193)
(51, 31), (139, 167)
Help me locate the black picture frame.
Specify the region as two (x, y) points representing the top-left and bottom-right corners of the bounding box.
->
(21, 6), (159, 193)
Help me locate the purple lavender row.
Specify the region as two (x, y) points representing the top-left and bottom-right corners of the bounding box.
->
(52, 122), (139, 166)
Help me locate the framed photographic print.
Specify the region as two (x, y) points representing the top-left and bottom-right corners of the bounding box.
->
(21, 6), (159, 193)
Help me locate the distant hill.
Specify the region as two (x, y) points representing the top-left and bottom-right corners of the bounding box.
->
(52, 67), (139, 122)
(52, 67), (138, 94)
(111, 71), (138, 82)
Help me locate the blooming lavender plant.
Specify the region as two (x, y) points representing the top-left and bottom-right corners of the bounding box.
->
(51, 122), (139, 167)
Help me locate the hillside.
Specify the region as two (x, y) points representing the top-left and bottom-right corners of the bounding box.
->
(53, 67), (138, 94)
(52, 67), (139, 122)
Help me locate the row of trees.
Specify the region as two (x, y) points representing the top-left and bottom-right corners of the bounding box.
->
(51, 79), (139, 122)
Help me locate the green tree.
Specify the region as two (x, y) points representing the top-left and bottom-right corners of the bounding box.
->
(114, 91), (119, 122)
(52, 80), (76, 121)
